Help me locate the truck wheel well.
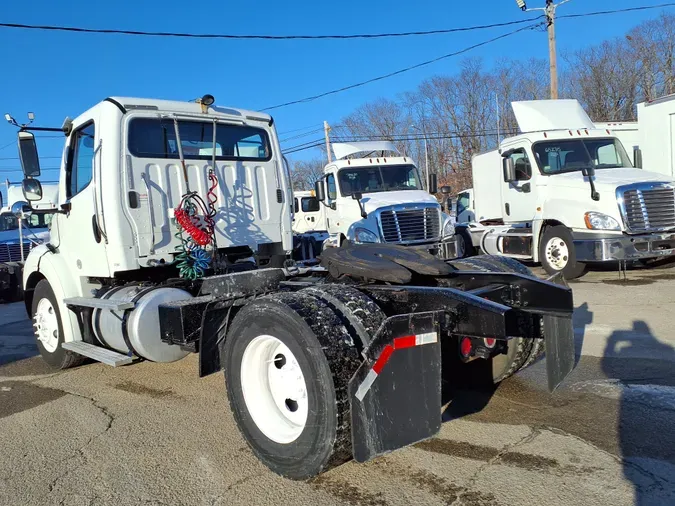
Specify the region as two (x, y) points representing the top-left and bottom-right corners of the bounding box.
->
(24, 272), (46, 317)
(539, 219), (564, 243)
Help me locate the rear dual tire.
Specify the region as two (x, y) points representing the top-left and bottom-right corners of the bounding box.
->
(222, 288), (383, 480)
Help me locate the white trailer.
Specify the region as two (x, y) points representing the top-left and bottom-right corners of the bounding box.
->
(456, 99), (675, 279)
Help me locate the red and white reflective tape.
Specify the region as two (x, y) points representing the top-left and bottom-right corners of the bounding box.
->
(355, 332), (438, 401)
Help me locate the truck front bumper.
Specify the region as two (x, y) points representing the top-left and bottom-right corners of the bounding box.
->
(407, 236), (460, 260)
(574, 231), (675, 262)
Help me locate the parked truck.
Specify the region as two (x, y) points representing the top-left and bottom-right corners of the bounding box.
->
(12, 95), (574, 480)
(456, 99), (675, 279)
(313, 141), (461, 260)
(0, 180), (56, 301)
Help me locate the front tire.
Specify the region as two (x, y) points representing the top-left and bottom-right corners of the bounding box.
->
(31, 280), (86, 369)
(539, 225), (587, 279)
(222, 292), (361, 480)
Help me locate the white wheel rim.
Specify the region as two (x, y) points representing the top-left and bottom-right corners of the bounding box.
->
(544, 237), (569, 270)
(34, 298), (59, 353)
(240, 335), (309, 444)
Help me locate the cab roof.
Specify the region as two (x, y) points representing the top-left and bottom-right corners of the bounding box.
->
(105, 97), (271, 122)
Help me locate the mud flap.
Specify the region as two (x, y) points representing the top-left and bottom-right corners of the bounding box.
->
(543, 314), (575, 392)
(348, 312), (442, 463)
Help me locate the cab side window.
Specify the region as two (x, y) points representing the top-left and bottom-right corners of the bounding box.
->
(66, 123), (96, 198)
(326, 173), (337, 200)
(507, 149), (532, 181)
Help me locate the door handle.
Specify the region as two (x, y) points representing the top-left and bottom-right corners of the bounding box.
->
(505, 203), (510, 216)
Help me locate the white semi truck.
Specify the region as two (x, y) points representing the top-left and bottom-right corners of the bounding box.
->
(313, 141), (460, 260)
(0, 180), (57, 301)
(11, 95), (574, 480)
(455, 99), (675, 279)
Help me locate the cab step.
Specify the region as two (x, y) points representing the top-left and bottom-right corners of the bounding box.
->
(61, 341), (135, 366)
(63, 297), (135, 311)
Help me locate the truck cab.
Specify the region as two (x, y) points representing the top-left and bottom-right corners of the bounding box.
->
(292, 190), (326, 234)
(314, 141), (459, 260)
(457, 99), (675, 279)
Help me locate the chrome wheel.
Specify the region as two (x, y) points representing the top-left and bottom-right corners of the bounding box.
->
(544, 236), (569, 271)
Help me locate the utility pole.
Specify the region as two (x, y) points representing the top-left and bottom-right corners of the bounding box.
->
(323, 121), (332, 163)
(411, 124), (430, 191)
(516, 0), (570, 100)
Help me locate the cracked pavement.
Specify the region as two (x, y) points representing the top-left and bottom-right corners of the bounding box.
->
(1, 265), (675, 505)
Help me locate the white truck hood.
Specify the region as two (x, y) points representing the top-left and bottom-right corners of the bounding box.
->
(551, 168), (673, 192)
(359, 190), (438, 213)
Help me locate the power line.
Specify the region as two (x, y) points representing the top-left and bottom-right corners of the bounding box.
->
(279, 128), (325, 143)
(0, 156), (61, 161)
(262, 22), (542, 111)
(283, 129), (520, 154)
(558, 2), (675, 21)
(0, 17), (542, 41)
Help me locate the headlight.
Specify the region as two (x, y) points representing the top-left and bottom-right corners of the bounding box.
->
(584, 212), (621, 231)
(443, 218), (455, 238)
(353, 227), (380, 243)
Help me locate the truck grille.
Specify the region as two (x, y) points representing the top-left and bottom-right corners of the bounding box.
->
(621, 184), (675, 233)
(379, 207), (441, 243)
(0, 242), (33, 263)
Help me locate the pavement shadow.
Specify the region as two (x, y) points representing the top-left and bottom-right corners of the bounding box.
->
(602, 321), (675, 505)
(573, 302), (593, 366)
(441, 339), (499, 422)
(0, 317), (38, 367)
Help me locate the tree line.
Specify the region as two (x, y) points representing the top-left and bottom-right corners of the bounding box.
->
(291, 13), (675, 192)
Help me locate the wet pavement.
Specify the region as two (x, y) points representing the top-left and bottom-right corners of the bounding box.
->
(1, 264), (675, 506)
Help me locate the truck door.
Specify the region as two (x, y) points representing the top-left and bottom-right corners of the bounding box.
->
(501, 148), (538, 224)
(324, 172), (340, 235)
(456, 191), (474, 223)
(55, 118), (111, 277)
(300, 196), (325, 231)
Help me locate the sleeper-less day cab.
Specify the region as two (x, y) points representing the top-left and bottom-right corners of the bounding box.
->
(10, 95), (575, 480)
(314, 141), (460, 260)
(456, 100), (675, 279)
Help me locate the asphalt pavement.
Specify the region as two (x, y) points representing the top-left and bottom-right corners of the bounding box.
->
(1, 265), (675, 506)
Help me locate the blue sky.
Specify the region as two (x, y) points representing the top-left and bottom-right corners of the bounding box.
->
(1, 0), (673, 194)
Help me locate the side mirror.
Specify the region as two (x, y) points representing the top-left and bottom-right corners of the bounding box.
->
(351, 192), (363, 201)
(582, 166), (596, 178)
(503, 158), (516, 182)
(294, 199), (299, 213)
(314, 180), (325, 201)
(634, 147), (643, 169)
(11, 200), (32, 219)
(18, 131), (41, 177)
(22, 178), (43, 202)
(440, 185), (452, 195)
(428, 173), (438, 194)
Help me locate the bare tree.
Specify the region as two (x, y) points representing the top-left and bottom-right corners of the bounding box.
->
(291, 159), (324, 191)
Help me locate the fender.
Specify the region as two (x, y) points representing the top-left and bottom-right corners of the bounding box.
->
(23, 245), (84, 344)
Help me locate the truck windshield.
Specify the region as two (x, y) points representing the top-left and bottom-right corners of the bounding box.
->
(0, 212), (52, 232)
(0, 213), (18, 232)
(532, 138), (632, 175)
(337, 164), (421, 196)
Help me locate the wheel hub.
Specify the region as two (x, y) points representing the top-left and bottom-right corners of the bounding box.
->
(545, 237), (569, 270)
(240, 335), (309, 444)
(34, 298), (59, 353)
